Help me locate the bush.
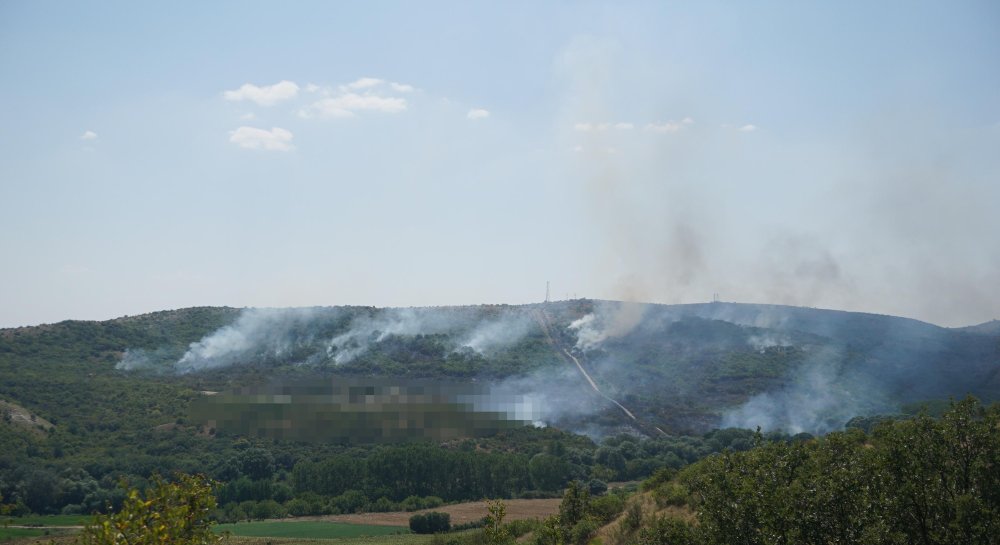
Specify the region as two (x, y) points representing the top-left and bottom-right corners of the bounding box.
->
(284, 498), (311, 517)
(332, 490), (367, 514)
(370, 496), (398, 512)
(652, 482), (689, 508)
(590, 494), (625, 524)
(636, 515), (698, 545)
(569, 518), (599, 545)
(401, 495), (424, 511)
(410, 511), (452, 534)
(76, 473), (219, 545)
(506, 518), (541, 538)
(452, 516), (488, 531)
(587, 479), (608, 496)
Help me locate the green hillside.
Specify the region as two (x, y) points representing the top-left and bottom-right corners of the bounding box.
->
(1, 300), (997, 518)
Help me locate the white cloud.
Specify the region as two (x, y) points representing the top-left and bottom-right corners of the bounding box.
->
(646, 118), (694, 133)
(306, 93), (407, 118)
(223, 80), (300, 106)
(467, 108), (490, 120)
(575, 122), (635, 132)
(305, 83), (320, 93)
(228, 126), (294, 151)
(738, 124), (758, 132)
(343, 77), (384, 91)
(240, 112), (256, 120)
(80, 130), (98, 141)
(299, 77), (414, 120)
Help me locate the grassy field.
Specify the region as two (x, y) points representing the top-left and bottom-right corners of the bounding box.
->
(0, 526), (77, 542)
(0, 521), (453, 545)
(0, 515), (89, 527)
(215, 521), (409, 539)
(217, 534), (439, 545)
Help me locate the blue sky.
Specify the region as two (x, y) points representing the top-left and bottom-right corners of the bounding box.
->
(1, 1), (998, 327)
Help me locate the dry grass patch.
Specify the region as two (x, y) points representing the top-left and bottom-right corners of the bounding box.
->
(305, 499), (561, 527)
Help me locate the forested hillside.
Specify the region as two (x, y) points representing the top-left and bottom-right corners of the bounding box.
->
(1, 300), (997, 518)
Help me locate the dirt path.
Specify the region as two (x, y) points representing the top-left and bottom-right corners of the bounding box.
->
(560, 348), (636, 420)
(533, 309), (638, 422)
(534, 308), (666, 436)
(296, 498), (561, 527)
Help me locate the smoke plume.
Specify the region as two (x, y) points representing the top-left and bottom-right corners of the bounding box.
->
(119, 306), (536, 373)
(556, 37), (1000, 328)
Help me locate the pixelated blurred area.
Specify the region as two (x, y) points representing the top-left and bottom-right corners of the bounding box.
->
(190, 378), (536, 443)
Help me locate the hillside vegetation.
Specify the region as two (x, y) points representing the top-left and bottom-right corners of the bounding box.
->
(1, 300), (997, 520)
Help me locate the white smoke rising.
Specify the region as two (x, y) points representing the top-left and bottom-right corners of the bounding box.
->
(568, 301), (648, 350)
(569, 314), (603, 350)
(324, 308), (449, 364)
(556, 35), (1000, 328)
(746, 334), (792, 353)
(720, 347), (889, 434)
(458, 315), (533, 355)
(487, 365), (609, 428)
(325, 308), (533, 363)
(121, 306), (538, 373)
(117, 347), (175, 371)
(176, 307), (326, 372)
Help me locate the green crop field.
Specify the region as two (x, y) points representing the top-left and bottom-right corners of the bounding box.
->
(0, 515), (89, 527)
(0, 526), (77, 541)
(0, 527), (45, 541)
(215, 521), (409, 539)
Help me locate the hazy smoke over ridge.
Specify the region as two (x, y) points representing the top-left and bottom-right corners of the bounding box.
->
(557, 37), (1000, 328)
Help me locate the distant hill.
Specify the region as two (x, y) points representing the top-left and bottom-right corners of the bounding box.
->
(1, 300), (996, 441)
(957, 319), (1000, 336)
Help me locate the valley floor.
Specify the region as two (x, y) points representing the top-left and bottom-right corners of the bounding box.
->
(300, 498), (560, 527)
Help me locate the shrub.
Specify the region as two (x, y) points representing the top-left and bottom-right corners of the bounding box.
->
(76, 473), (219, 545)
(587, 479), (608, 496)
(569, 518), (599, 545)
(410, 511), (452, 534)
(590, 494), (626, 524)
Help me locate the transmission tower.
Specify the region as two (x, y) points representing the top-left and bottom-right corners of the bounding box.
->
(545, 281), (550, 303)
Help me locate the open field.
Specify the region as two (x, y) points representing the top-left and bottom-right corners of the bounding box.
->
(311, 498), (561, 527)
(216, 533), (441, 545)
(0, 527), (76, 543)
(0, 499), (558, 543)
(0, 515), (89, 527)
(0, 527), (434, 545)
(216, 521), (408, 539)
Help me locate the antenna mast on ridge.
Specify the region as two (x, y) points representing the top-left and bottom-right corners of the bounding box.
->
(545, 281), (550, 303)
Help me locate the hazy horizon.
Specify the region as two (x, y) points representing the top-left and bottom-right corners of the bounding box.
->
(2, 1), (998, 328)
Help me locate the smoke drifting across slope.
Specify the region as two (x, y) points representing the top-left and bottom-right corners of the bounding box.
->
(325, 307), (533, 364)
(719, 346), (890, 435)
(116, 300), (997, 436)
(118, 306), (537, 373)
(559, 301), (998, 435)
